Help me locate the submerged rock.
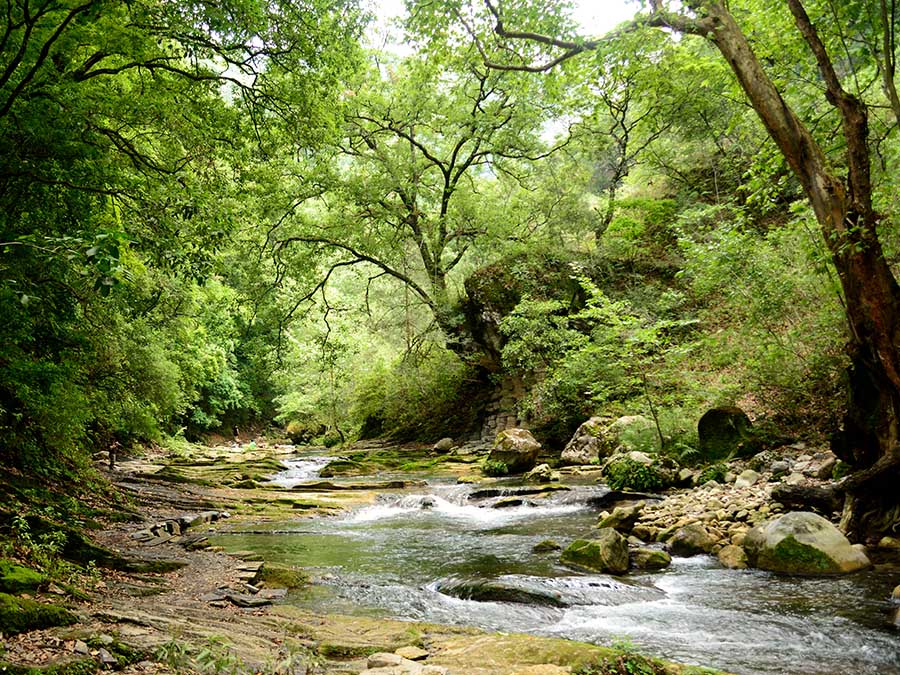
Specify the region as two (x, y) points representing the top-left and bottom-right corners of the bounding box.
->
(630, 548), (671, 570)
(488, 429), (542, 473)
(560, 529), (629, 574)
(743, 511), (871, 575)
(532, 540), (562, 553)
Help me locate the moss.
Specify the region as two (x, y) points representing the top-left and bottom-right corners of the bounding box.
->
(0, 592), (77, 635)
(257, 563), (309, 589)
(316, 643), (380, 659)
(85, 637), (146, 667)
(761, 535), (837, 574)
(0, 560), (44, 593)
(0, 658), (97, 675)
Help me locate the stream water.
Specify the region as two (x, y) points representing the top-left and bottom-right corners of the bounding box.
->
(217, 455), (900, 675)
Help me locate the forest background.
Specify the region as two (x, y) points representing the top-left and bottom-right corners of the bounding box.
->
(3, 0), (895, 517)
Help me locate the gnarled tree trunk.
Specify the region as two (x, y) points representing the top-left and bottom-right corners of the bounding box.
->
(670, 0), (900, 540)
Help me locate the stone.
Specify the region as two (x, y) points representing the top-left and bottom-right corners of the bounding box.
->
(73, 640), (90, 655)
(560, 529), (629, 574)
(433, 438), (454, 453)
(368, 653), (405, 668)
(697, 406), (755, 460)
(784, 472), (805, 485)
(630, 548), (672, 570)
(98, 648), (118, 666)
(743, 511), (871, 575)
(891, 584), (900, 601)
(532, 540), (562, 553)
(560, 417), (607, 465)
(488, 428), (542, 473)
(734, 469), (760, 489)
(770, 460), (792, 476)
(676, 467), (696, 487)
(510, 667), (571, 675)
(524, 463), (555, 482)
(224, 592), (273, 608)
(395, 646), (429, 661)
(667, 523), (717, 556)
(717, 544), (748, 569)
(878, 536), (900, 550)
(597, 502), (644, 534)
(803, 453), (837, 479)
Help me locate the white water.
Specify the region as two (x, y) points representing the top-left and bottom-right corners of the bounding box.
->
(266, 455), (335, 487)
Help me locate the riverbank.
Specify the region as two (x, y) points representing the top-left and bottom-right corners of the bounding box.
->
(0, 441), (732, 675)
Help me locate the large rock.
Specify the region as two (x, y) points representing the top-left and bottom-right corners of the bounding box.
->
(488, 428), (541, 473)
(560, 417), (606, 465)
(630, 548), (672, 570)
(697, 406), (755, 460)
(597, 502), (644, 534)
(560, 529), (629, 574)
(717, 544), (748, 569)
(667, 523), (717, 556)
(743, 511), (871, 575)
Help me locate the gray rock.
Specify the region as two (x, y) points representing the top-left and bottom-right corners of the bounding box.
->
(734, 469), (760, 489)
(770, 460), (792, 476)
(523, 463), (555, 482)
(368, 653), (405, 669)
(433, 437), (454, 453)
(487, 428), (542, 473)
(667, 523), (717, 556)
(597, 502), (645, 534)
(630, 548), (671, 570)
(560, 417), (606, 465)
(97, 648), (118, 666)
(717, 544), (748, 569)
(743, 511), (871, 575)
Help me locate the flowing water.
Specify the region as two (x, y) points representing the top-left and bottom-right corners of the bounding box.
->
(215, 460), (900, 675)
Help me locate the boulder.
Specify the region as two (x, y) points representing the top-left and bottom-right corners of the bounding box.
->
(606, 415), (657, 453)
(697, 406), (755, 460)
(667, 523), (717, 556)
(733, 469), (760, 489)
(532, 540), (562, 553)
(717, 544), (748, 569)
(0, 560), (44, 594)
(523, 463), (557, 483)
(560, 417), (606, 465)
(433, 437), (455, 453)
(560, 530), (629, 574)
(743, 511), (871, 575)
(487, 429), (542, 473)
(891, 584), (900, 601)
(630, 548), (671, 570)
(597, 502), (644, 534)
(879, 536), (900, 550)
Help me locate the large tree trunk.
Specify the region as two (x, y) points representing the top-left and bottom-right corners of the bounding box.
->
(678, 1), (900, 540)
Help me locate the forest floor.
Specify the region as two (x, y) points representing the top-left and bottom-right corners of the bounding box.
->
(3, 442), (734, 675)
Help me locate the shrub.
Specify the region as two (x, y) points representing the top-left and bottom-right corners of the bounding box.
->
(697, 463), (727, 484)
(603, 459), (666, 492)
(482, 460), (509, 477)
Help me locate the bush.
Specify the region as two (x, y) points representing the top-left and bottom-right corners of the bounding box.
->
(603, 459), (667, 492)
(482, 460), (509, 477)
(697, 463), (727, 484)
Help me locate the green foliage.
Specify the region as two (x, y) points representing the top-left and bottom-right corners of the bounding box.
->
(156, 635), (323, 675)
(482, 460), (510, 477)
(603, 459), (667, 492)
(697, 464), (727, 485)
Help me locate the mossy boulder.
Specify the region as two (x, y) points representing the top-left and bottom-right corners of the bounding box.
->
(257, 563), (309, 589)
(560, 530), (629, 574)
(0, 592), (77, 635)
(0, 560), (44, 593)
(630, 548), (672, 570)
(697, 407), (755, 460)
(560, 417), (606, 465)
(743, 511), (871, 575)
(487, 429), (541, 474)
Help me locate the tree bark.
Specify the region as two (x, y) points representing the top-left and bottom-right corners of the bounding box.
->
(677, 1), (900, 540)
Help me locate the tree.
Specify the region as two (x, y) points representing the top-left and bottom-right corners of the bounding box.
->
(411, 0), (900, 540)
(270, 53), (564, 363)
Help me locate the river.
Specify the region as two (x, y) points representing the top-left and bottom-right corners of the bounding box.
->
(212, 454), (900, 675)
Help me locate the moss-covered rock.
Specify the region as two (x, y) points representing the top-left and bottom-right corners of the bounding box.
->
(0, 560), (44, 593)
(0, 592), (77, 635)
(630, 548), (672, 570)
(743, 511), (871, 575)
(560, 531), (629, 574)
(257, 563), (309, 589)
